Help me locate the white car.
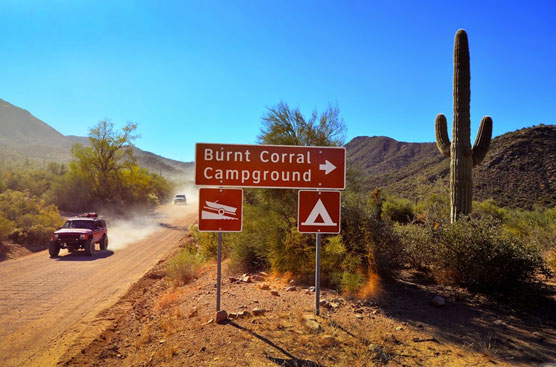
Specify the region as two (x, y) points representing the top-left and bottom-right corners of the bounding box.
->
(173, 194), (187, 205)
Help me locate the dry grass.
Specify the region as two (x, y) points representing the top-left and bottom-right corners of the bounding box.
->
(65, 259), (555, 367)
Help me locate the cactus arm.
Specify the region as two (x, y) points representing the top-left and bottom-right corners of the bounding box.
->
(435, 114), (451, 156)
(472, 116), (493, 166)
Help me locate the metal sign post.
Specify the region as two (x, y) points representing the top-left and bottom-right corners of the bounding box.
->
(315, 233), (321, 316)
(216, 232), (222, 311)
(195, 142), (346, 318)
(297, 190), (341, 315)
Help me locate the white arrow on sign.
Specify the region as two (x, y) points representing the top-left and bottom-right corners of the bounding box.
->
(319, 160), (336, 175)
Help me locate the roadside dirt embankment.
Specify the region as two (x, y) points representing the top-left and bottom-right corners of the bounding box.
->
(0, 203), (197, 367)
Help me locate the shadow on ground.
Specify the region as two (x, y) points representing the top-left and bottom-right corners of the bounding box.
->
(55, 250), (114, 261)
(372, 275), (556, 365)
(227, 321), (326, 367)
(158, 222), (189, 231)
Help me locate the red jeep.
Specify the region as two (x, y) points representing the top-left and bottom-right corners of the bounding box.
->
(49, 213), (108, 257)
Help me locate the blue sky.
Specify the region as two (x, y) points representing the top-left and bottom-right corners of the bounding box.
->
(1, 0), (555, 162)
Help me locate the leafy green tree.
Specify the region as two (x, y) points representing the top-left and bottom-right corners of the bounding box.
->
(47, 120), (173, 211)
(229, 102), (348, 279)
(258, 101), (346, 146)
(71, 120), (138, 202)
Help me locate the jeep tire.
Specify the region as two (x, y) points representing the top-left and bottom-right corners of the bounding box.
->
(84, 239), (95, 256)
(49, 241), (60, 257)
(100, 235), (108, 251)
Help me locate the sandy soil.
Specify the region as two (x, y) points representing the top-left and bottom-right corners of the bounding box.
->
(0, 204), (197, 367)
(61, 260), (556, 367)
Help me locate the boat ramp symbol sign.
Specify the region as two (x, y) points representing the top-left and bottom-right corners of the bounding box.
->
(298, 191), (341, 234)
(198, 188), (243, 232)
(202, 201), (239, 220)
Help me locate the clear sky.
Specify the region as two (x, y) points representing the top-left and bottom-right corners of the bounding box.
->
(1, 0), (554, 162)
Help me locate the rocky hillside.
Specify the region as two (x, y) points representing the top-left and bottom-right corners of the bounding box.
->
(346, 125), (556, 209)
(0, 98), (193, 179)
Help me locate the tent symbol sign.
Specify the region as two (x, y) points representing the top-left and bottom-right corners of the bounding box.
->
(298, 191), (341, 234)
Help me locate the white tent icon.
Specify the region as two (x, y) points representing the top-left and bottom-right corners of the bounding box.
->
(302, 199), (337, 226)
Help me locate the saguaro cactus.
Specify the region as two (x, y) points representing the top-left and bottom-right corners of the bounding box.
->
(435, 29), (493, 223)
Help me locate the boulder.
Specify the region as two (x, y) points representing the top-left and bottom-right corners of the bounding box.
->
(252, 307), (266, 316)
(215, 310), (228, 323)
(302, 314), (322, 332)
(430, 295), (446, 308)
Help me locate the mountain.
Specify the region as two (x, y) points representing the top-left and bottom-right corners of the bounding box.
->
(0, 98), (193, 179)
(346, 125), (556, 209)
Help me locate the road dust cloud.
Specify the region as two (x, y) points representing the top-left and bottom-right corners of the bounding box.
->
(172, 181), (199, 207)
(107, 216), (161, 251)
(106, 183), (199, 251)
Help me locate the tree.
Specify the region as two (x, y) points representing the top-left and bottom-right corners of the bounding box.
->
(70, 120), (139, 204)
(258, 101), (346, 147)
(229, 102), (348, 276)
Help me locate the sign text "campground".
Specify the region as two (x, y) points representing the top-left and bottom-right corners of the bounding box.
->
(195, 143), (346, 190)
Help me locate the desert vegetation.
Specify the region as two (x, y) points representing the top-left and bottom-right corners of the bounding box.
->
(0, 120), (173, 252)
(167, 102), (555, 303)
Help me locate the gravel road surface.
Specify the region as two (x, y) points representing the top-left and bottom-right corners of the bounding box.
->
(0, 205), (196, 367)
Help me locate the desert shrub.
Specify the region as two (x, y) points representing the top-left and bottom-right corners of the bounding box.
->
(342, 271), (363, 294)
(271, 227), (316, 281)
(382, 196), (415, 224)
(434, 216), (545, 293)
(547, 250), (556, 273)
(46, 171), (93, 212)
(395, 222), (436, 269)
(475, 199), (507, 222)
(227, 202), (278, 273)
(188, 224), (223, 261)
(0, 190), (63, 246)
(367, 216), (403, 276)
(503, 206), (556, 251)
(166, 248), (204, 286)
(321, 235), (347, 287)
(341, 187), (403, 278)
(0, 216), (15, 241)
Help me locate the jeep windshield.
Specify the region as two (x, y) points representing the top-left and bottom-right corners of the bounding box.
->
(62, 220), (94, 230)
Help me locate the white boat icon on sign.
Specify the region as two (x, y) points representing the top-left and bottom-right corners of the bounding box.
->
(202, 201), (239, 220)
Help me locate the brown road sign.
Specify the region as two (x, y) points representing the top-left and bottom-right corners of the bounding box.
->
(195, 143), (346, 189)
(298, 190), (341, 234)
(198, 188), (243, 232)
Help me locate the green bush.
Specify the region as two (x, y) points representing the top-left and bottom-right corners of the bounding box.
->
(548, 250), (556, 273)
(166, 248), (204, 286)
(188, 224), (222, 261)
(396, 222), (436, 269)
(0, 216), (15, 241)
(227, 202), (276, 273)
(397, 213), (547, 294)
(475, 199), (507, 222)
(321, 235), (347, 288)
(0, 190), (63, 246)
(341, 187), (403, 278)
(436, 217), (545, 293)
(382, 196), (415, 224)
(342, 271), (363, 294)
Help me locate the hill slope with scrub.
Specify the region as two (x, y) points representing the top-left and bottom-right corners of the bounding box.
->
(346, 124), (556, 209)
(0, 98), (193, 178)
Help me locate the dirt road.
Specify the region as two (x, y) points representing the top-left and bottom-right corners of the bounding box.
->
(0, 205), (196, 367)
